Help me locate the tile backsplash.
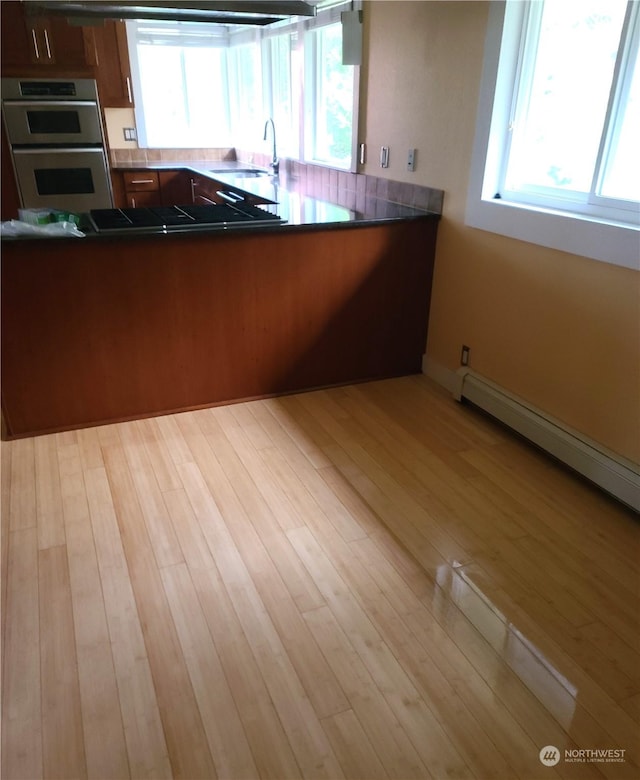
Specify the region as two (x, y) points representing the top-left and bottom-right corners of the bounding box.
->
(237, 149), (444, 214)
(109, 147), (236, 165)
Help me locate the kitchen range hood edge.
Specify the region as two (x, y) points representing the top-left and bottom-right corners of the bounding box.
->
(28, 1), (317, 25)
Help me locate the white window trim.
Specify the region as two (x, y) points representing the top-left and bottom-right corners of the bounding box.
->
(302, 19), (359, 171)
(465, 1), (640, 271)
(301, 1), (361, 171)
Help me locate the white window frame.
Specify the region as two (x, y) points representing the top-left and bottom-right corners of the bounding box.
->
(226, 33), (264, 149)
(300, 3), (361, 171)
(257, 24), (301, 161)
(260, 2), (360, 171)
(466, 1), (640, 271)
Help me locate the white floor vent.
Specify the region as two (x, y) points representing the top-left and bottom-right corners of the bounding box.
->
(454, 368), (640, 513)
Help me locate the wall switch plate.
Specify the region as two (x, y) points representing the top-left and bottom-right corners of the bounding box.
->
(123, 127), (137, 141)
(407, 148), (416, 172)
(380, 146), (390, 168)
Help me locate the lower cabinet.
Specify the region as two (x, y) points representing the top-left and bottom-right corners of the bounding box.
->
(1, 219), (438, 436)
(190, 173), (225, 205)
(112, 169), (206, 208)
(123, 170), (161, 208)
(159, 170), (193, 206)
(111, 168), (270, 209)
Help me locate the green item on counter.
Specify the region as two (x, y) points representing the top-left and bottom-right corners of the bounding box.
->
(51, 209), (80, 224)
(18, 208), (81, 225)
(18, 208), (52, 225)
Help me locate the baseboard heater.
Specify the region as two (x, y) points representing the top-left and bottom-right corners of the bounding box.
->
(453, 369), (640, 513)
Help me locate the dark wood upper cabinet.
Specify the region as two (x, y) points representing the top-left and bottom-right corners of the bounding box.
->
(0, 1), (96, 73)
(0, 2), (34, 68)
(92, 19), (133, 108)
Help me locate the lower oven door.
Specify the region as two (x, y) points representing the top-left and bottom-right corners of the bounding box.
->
(11, 147), (113, 211)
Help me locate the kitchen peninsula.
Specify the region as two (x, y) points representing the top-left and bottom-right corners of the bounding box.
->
(2, 165), (440, 437)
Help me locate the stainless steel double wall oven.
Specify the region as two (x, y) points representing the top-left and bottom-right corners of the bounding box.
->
(2, 77), (113, 211)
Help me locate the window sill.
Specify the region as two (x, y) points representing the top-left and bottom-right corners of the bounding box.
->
(465, 195), (640, 271)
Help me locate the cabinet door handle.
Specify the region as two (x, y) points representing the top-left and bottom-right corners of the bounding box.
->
(43, 28), (52, 59)
(190, 178), (196, 203)
(131, 196), (136, 208)
(126, 76), (132, 104)
(130, 179), (155, 185)
(31, 28), (40, 60)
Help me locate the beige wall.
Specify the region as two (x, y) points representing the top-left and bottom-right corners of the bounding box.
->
(103, 107), (139, 150)
(362, 0), (639, 464)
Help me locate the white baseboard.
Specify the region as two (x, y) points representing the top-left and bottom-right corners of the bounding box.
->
(422, 355), (459, 394)
(422, 357), (640, 512)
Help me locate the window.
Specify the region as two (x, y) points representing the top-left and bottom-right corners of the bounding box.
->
(128, 21), (231, 147)
(466, 1), (640, 270)
(262, 31), (298, 159)
(227, 39), (263, 149)
(502, 0), (638, 216)
(304, 22), (355, 168)
(127, 1), (360, 170)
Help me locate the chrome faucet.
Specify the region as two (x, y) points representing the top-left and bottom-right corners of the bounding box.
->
(263, 118), (279, 175)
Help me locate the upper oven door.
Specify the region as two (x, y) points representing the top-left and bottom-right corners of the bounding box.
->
(2, 100), (104, 145)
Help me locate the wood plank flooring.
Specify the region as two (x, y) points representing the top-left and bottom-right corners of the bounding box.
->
(2, 375), (639, 780)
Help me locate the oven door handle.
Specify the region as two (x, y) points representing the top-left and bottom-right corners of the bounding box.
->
(2, 100), (99, 108)
(12, 147), (106, 155)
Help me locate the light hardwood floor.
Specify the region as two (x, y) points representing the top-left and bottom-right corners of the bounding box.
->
(2, 375), (639, 780)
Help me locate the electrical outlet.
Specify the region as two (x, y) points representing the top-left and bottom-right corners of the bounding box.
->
(407, 148), (416, 172)
(461, 345), (470, 366)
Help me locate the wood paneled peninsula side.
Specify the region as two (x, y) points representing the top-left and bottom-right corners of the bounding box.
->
(2, 171), (441, 437)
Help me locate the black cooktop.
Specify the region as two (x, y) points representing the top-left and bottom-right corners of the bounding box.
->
(89, 203), (283, 232)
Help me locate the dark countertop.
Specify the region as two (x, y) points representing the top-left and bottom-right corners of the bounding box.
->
(115, 160), (438, 226)
(3, 160), (439, 240)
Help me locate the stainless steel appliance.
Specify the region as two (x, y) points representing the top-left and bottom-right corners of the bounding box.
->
(1, 77), (113, 211)
(89, 204), (284, 233)
(30, 2), (317, 25)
